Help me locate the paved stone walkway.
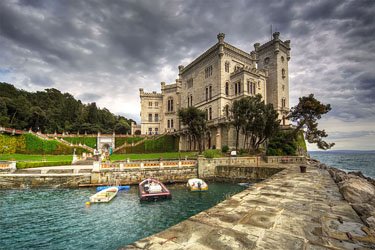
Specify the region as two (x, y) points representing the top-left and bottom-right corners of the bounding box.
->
(124, 165), (375, 249)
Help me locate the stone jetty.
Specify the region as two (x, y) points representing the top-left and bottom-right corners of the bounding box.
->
(124, 163), (375, 249)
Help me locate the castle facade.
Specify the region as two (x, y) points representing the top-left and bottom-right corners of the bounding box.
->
(139, 32), (291, 150)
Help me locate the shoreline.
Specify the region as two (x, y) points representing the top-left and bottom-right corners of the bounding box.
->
(310, 158), (375, 230)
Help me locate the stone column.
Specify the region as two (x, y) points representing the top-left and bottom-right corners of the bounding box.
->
(215, 126), (221, 150)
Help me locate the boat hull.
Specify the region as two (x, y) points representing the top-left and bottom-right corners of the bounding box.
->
(139, 178), (171, 201)
(90, 187), (119, 203)
(187, 178), (208, 192)
(96, 186), (130, 192)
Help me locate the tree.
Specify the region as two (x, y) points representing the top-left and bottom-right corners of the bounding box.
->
(288, 94), (334, 150)
(178, 107), (207, 153)
(114, 118), (130, 134)
(230, 98), (249, 151)
(230, 95), (280, 152)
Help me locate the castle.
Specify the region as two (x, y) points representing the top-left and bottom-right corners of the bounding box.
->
(138, 32), (291, 151)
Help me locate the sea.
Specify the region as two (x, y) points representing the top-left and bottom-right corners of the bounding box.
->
(309, 150), (375, 179)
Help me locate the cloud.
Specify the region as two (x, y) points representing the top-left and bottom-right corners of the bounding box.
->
(0, 0), (374, 149)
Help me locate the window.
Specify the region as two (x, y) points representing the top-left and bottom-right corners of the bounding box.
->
(205, 87), (209, 101)
(205, 65), (213, 78)
(282, 85), (285, 91)
(167, 98), (174, 112)
(264, 57), (270, 65)
(225, 82), (229, 96)
(148, 114), (152, 122)
(171, 119), (174, 128)
(209, 107), (212, 120)
(167, 120), (170, 128)
(155, 128), (158, 135)
(225, 61), (230, 73)
(155, 102), (158, 107)
(247, 81), (250, 93)
(281, 56), (285, 63)
(209, 85), (212, 100)
(225, 105), (229, 117)
(282, 69), (286, 78)
(187, 95), (190, 107)
(282, 98), (286, 108)
(148, 127), (152, 135)
(148, 102), (152, 107)
(205, 109), (208, 120)
(235, 82), (241, 95)
(155, 114), (159, 122)
(190, 95), (193, 107)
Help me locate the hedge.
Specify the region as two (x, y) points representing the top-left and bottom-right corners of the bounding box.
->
(62, 137), (97, 148)
(16, 160), (72, 169)
(115, 137), (144, 148)
(118, 135), (178, 154)
(0, 134), (88, 155)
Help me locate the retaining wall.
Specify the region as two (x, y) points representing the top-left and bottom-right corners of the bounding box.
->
(0, 174), (91, 189)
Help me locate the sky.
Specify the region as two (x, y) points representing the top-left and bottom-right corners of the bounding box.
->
(0, 0), (374, 151)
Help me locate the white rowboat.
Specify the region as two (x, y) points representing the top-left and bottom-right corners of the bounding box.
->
(90, 186), (119, 203)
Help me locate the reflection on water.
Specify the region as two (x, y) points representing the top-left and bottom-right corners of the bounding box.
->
(0, 183), (246, 250)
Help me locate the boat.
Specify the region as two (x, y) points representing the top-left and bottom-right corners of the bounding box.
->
(187, 178), (208, 191)
(138, 178), (172, 201)
(90, 186), (119, 203)
(96, 185), (130, 192)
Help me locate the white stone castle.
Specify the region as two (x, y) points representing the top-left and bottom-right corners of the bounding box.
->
(137, 32), (291, 151)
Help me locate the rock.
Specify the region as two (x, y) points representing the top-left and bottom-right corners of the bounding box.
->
(366, 216), (375, 229)
(351, 203), (375, 218)
(338, 177), (375, 204)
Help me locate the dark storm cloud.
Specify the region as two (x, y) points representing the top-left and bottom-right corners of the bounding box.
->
(0, 0), (374, 147)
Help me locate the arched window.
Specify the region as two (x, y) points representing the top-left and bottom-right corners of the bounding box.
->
(225, 82), (229, 96)
(167, 98), (174, 112)
(225, 61), (230, 73)
(205, 87), (209, 101)
(209, 107), (212, 120)
(282, 69), (286, 78)
(209, 85), (212, 100)
(281, 98), (286, 108)
(281, 56), (285, 63)
(225, 105), (229, 117)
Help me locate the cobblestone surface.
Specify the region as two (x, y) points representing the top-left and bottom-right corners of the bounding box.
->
(124, 165), (375, 249)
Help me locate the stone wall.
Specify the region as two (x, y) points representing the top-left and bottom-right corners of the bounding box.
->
(197, 156), (263, 178)
(91, 166), (197, 185)
(214, 165), (284, 182)
(0, 174), (91, 189)
(264, 156), (306, 164)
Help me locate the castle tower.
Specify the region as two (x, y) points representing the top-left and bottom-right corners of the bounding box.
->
(254, 32), (291, 125)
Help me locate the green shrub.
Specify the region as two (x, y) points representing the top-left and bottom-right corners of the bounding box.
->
(62, 137), (97, 148)
(118, 135), (178, 154)
(267, 129), (301, 156)
(203, 149), (222, 158)
(16, 161), (72, 169)
(115, 137), (144, 148)
(221, 145), (229, 153)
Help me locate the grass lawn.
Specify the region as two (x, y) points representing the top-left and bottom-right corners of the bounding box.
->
(0, 154), (72, 162)
(110, 152), (198, 161)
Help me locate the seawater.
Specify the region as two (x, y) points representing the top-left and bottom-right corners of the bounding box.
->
(0, 183), (245, 250)
(309, 150), (375, 178)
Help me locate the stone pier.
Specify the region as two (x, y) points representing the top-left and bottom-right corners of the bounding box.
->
(124, 164), (375, 249)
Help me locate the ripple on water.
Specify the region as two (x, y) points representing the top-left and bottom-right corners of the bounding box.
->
(0, 183), (245, 250)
